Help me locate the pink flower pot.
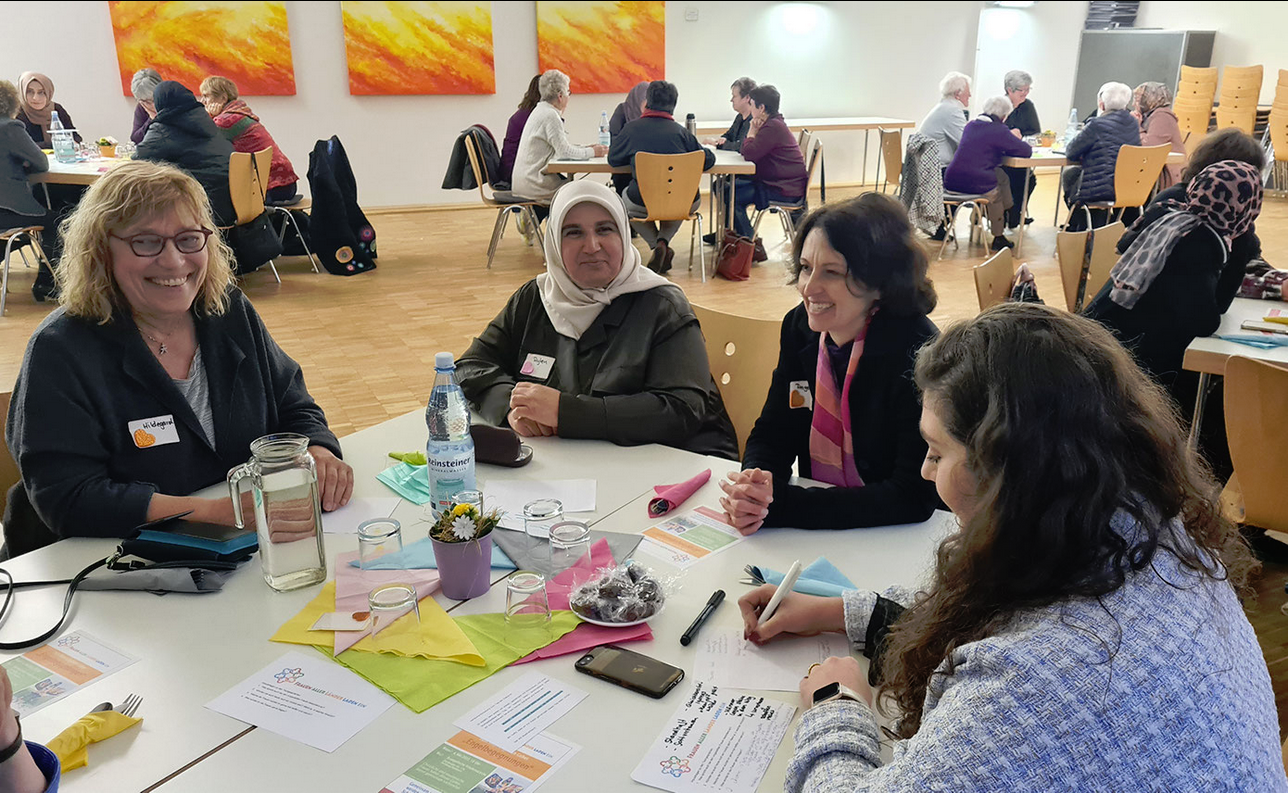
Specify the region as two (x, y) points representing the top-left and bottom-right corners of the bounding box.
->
(433, 535), (492, 600)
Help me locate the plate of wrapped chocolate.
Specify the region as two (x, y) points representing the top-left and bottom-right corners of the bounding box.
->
(569, 561), (667, 627)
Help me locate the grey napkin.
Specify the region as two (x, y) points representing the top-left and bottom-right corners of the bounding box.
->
(490, 529), (643, 579)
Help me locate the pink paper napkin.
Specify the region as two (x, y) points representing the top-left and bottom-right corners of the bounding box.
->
(333, 550), (441, 655)
(648, 468), (712, 517)
(512, 539), (652, 664)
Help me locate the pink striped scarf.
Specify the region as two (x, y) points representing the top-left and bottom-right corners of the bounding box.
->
(808, 325), (870, 488)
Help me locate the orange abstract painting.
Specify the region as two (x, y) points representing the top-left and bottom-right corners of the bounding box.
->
(537, 1), (665, 95)
(343, 2), (495, 95)
(109, 1), (295, 96)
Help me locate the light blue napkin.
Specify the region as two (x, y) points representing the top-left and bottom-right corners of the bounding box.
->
(756, 556), (855, 598)
(347, 536), (516, 570)
(1217, 333), (1288, 349)
(376, 463), (431, 504)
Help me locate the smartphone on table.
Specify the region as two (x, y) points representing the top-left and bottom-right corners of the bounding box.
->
(575, 645), (685, 699)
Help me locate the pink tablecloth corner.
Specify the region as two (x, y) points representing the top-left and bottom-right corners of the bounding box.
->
(512, 538), (654, 664)
(333, 549), (442, 654)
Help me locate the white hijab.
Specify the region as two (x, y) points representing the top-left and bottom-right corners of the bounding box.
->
(537, 180), (671, 340)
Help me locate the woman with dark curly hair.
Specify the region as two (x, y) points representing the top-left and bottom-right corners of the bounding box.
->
(723, 193), (940, 532)
(739, 303), (1279, 791)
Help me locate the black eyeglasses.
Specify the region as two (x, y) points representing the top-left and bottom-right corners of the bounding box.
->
(110, 228), (214, 257)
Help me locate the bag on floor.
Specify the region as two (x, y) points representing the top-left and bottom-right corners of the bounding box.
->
(228, 211), (283, 275)
(715, 230), (754, 281)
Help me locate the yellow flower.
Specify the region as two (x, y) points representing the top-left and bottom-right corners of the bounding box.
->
(452, 503), (471, 517)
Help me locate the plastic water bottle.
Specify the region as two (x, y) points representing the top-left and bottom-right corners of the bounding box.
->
(598, 111), (611, 148)
(1063, 108), (1079, 147)
(425, 352), (476, 516)
(49, 110), (76, 164)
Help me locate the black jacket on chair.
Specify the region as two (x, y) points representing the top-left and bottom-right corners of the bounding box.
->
(136, 105), (236, 226)
(442, 125), (502, 191)
(1064, 109), (1140, 203)
(742, 304), (941, 529)
(307, 136), (376, 275)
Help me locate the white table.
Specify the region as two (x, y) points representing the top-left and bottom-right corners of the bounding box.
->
(29, 154), (122, 187)
(1182, 298), (1288, 445)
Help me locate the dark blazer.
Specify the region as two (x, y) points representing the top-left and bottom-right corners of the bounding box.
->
(0, 119), (49, 217)
(607, 115), (714, 206)
(718, 114), (752, 151)
(136, 105), (236, 226)
(1005, 99), (1041, 137)
(742, 305), (941, 529)
(5, 291), (341, 554)
(1065, 108), (1140, 203)
(944, 116), (1031, 194)
(456, 279), (738, 461)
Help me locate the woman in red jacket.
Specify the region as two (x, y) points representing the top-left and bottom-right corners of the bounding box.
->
(734, 85), (808, 251)
(200, 76), (300, 204)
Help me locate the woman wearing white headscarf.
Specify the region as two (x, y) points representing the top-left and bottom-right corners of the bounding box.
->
(457, 180), (738, 460)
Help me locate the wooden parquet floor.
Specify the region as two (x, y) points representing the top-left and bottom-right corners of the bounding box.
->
(3, 174), (1287, 733)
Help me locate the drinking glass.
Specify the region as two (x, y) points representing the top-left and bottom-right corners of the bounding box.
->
(368, 583), (419, 651)
(549, 520), (593, 586)
(452, 490), (484, 513)
(357, 518), (402, 572)
(523, 499), (562, 541)
(505, 571), (551, 630)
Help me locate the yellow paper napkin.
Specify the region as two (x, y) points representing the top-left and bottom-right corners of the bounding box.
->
(46, 710), (141, 772)
(271, 581), (485, 666)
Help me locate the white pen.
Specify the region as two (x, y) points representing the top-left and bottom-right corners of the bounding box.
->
(757, 559), (802, 628)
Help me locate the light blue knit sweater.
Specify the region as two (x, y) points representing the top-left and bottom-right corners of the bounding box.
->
(786, 521), (1285, 792)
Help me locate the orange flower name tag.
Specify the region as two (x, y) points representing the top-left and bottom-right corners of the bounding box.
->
(127, 415), (180, 449)
(788, 381), (813, 410)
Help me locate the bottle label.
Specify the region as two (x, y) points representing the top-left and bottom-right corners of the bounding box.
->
(428, 448), (476, 514)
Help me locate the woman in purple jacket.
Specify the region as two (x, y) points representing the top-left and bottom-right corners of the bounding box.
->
(942, 96), (1031, 251)
(497, 75), (540, 188)
(735, 85), (807, 247)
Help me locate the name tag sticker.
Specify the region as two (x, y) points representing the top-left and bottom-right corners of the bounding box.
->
(788, 381), (813, 410)
(128, 415), (180, 449)
(520, 353), (555, 380)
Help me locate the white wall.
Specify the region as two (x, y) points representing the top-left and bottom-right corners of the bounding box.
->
(0, 0), (981, 208)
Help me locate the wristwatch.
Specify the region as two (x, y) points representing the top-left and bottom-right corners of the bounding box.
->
(0, 714), (22, 764)
(811, 681), (865, 708)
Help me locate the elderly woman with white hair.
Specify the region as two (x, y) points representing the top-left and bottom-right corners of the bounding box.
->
(918, 72), (972, 169)
(943, 96), (1032, 251)
(1061, 81), (1140, 229)
(1001, 70), (1039, 227)
(509, 70), (609, 218)
(130, 67), (162, 144)
(456, 180), (737, 460)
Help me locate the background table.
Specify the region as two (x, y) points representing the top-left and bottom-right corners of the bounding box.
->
(29, 154), (119, 187)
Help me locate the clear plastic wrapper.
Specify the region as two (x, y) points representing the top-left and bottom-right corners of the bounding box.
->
(568, 561), (677, 624)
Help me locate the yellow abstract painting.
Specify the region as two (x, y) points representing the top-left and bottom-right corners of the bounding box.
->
(537, 1), (665, 94)
(109, 1), (296, 96)
(343, 1), (495, 95)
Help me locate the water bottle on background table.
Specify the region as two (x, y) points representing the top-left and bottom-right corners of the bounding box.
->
(50, 110), (76, 164)
(1063, 108), (1079, 148)
(599, 111), (611, 148)
(426, 351), (476, 516)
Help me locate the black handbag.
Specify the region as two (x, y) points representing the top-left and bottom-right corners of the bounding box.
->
(229, 211), (284, 275)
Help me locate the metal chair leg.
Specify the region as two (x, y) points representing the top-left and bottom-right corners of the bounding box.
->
(267, 259), (282, 285)
(527, 207), (545, 249)
(697, 214), (706, 283)
(1, 235), (18, 316)
(779, 210), (794, 244)
(485, 208), (508, 269)
(938, 204), (966, 260)
(750, 208), (766, 238)
(275, 207), (321, 273)
(688, 215), (696, 273)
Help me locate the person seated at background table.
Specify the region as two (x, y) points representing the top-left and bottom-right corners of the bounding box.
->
(498, 74), (541, 189)
(734, 84), (808, 254)
(607, 80), (649, 196)
(741, 303), (1282, 792)
(130, 68), (161, 145)
(200, 76), (299, 205)
(456, 180), (738, 461)
(0, 666), (58, 792)
(1000, 70), (1039, 228)
(135, 81), (236, 227)
(0, 80), (61, 302)
(4, 161), (352, 557)
(608, 80), (714, 274)
(1061, 81), (1139, 230)
(703, 76), (757, 152)
(510, 70), (608, 219)
(722, 194), (939, 533)
(1132, 81), (1185, 189)
(943, 96), (1032, 252)
(15, 72), (80, 147)
(918, 72), (971, 241)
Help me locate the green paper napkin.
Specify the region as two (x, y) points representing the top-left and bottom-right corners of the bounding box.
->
(376, 462), (431, 505)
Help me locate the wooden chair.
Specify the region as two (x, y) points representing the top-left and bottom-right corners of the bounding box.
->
(1270, 77), (1288, 194)
(228, 148), (284, 284)
(633, 150), (707, 279)
(878, 128), (902, 194)
(463, 134), (545, 269)
(1225, 357), (1288, 533)
(751, 139), (823, 248)
(1055, 221), (1125, 312)
(971, 247), (1013, 311)
(690, 304), (781, 457)
(1178, 65), (1218, 103)
(0, 226), (53, 316)
(796, 129), (813, 161)
(1215, 65), (1263, 134)
(1072, 144), (1170, 228)
(1173, 100), (1214, 148)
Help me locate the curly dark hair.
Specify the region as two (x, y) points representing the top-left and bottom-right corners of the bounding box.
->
(518, 74), (541, 112)
(1181, 128), (1265, 183)
(878, 303), (1254, 739)
(0, 81), (19, 120)
(789, 193), (937, 316)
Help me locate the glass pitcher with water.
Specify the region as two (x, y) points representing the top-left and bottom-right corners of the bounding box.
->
(227, 433), (326, 591)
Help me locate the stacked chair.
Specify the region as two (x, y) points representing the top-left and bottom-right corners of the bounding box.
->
(1215, 65), (1263, 135)
(1269, 70), (1288, 194)
(1174, 65), (1218, 148)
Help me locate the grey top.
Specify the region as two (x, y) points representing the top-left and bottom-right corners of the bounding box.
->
(171, 346), (215, 451)
(0, 118), (49, 217)
(786, 513), (1286, 792)
(917, 98), (968, 168)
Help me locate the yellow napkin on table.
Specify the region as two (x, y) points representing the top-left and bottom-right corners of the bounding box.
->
(270, 581), (484, 666)
(326, 611), (581, 712)
(46, 710), (141, 772)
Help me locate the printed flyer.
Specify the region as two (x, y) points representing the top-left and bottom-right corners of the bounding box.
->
(381, 730), (579, 793)
(2, 630), (137, 716)
(636, 506), (744, 569)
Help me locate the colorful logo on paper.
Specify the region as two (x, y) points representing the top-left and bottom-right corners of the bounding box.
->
(56, 635), (81, 648)
(659, 756), (692, 778)
(274, 667), (305, 685)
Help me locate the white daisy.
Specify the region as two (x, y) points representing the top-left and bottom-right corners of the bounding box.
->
(451, 514), (477, 541)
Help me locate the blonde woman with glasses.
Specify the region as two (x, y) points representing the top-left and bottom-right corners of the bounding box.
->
(4, 161), (351, 557)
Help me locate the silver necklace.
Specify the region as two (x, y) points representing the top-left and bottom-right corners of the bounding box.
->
(137, 324), (177, 355)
